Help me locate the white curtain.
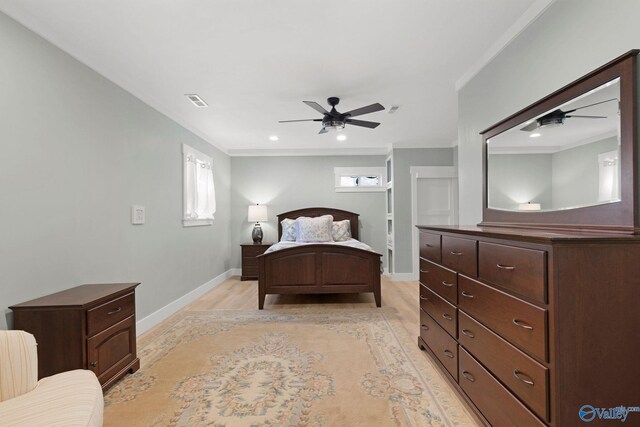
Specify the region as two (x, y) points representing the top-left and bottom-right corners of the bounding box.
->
(184, 145), (216, 224)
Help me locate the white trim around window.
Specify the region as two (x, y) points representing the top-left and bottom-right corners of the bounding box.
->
(183, 144), (216, 227)
(334, 166), (386, 192)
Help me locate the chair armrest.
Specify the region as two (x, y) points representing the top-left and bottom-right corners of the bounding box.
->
(0, 330), (38, 402)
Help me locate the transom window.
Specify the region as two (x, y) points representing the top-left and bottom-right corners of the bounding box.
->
(334, 167), (386, 192)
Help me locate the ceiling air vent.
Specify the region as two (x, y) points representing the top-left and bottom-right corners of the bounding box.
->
(388, 105), (400, 114)
(185, 94), (208, 108)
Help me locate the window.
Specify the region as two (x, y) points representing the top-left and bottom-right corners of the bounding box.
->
(183, 144), (216, 226)
(334, 167), (386, 192)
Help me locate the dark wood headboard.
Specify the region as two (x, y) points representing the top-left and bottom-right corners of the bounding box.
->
(277, 207), (360, 240)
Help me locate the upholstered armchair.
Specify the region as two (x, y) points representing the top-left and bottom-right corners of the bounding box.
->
(0, 330), (104, 426)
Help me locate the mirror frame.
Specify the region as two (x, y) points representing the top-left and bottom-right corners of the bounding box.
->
(480, 50), (638, 233)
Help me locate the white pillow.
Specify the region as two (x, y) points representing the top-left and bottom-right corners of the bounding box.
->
(296, 215), (333, 242)
(332, 220), (352, 242)
(280, 218), (297, 241)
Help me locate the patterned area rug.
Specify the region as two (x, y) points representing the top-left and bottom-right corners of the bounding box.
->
(104, 309), (477, 426)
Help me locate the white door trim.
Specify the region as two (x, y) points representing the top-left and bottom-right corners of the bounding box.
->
(410, 166), (458, 280)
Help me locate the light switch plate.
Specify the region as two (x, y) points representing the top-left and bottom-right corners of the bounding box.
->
(131, 205), (145, 225)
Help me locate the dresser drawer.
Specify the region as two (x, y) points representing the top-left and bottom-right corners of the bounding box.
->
(420, 285), (457, 338)
(419, 259), (457, 304)
(458, 275), (547, 362)
(419, 231), (441, 263)
(458, 348), (546, 427)
(442, 236), (477, 277)
(479, 242), (547, 302)
(420, 309), (458, 380)
(87, 292), (135, 336)
(458, 311), (549, 420)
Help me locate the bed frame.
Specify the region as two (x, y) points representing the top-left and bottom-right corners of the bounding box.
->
(257, 207), (382, 309)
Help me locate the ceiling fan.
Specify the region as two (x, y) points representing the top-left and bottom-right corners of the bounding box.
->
(520, 98), (617, 132)
(279, 97), (385, 134)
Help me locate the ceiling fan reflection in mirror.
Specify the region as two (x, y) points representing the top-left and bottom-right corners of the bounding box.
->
(520, 98), (618, 132)
(279, 97), (385, 134)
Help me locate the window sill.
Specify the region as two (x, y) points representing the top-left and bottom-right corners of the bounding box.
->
(183, 218), (214, 227)
(334, 187), (385, 193)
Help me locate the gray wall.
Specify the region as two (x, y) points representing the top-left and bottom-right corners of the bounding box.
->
(552, 137), (619, 209)
(230, 156), (386, 267)
(0, 12), (231, 329)
(392, 148), (454, 273)
(457, 0), (640, 225)
(488, 153), (553, 210)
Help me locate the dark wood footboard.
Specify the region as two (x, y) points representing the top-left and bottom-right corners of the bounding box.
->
(257, 244), (382, 309)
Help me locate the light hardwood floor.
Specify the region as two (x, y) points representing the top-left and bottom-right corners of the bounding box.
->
(184, 275), (420, 338)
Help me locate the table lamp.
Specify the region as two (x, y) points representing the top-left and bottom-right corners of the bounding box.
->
(248, 204), (268, 243)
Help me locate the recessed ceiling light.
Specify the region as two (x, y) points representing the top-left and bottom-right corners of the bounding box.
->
(529, 132), (541, 138)
(269, 135), (279, 141)
(336, 134), (347, 141)
(185, 94), (208, 108)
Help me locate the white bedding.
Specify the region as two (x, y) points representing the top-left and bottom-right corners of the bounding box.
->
(265, 238), (373, 254)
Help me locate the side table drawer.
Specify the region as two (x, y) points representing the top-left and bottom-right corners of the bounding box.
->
(87, 292), (135, 336)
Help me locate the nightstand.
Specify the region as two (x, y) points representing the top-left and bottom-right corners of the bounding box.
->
(241, 243), (272, 280)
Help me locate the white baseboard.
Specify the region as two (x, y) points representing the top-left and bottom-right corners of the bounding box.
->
(136, 269), (236, 336)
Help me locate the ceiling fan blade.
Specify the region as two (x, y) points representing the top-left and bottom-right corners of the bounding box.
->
(346, 119), (381, 129)
(564, 98), (618, 114)
(520, 121), (540, 132)
(303, 101), (330, 115)
(278, 119), (323, 123)
(343, 103), (385, 117)
(566, 115), (607, 119)
(319, 127), (328, 134)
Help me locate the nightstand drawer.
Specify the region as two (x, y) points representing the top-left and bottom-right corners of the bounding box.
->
(242, 244), (271, 257)
(87, 292), (135, 336)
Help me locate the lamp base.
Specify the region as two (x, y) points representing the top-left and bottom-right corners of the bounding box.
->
(252, 223), (263, 244)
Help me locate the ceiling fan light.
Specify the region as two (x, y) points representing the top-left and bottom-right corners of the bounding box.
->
(337, 134), (347, 141)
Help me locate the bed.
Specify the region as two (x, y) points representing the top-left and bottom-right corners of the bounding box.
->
(257, 207), (382, 309)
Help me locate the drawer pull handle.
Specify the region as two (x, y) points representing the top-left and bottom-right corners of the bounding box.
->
(497, 263), (516, 270)
(450, 251), (463, 256)
(443, 349), (455, 359)
(461, 291), (475, 299)
(513, 370), (535, 386)
(420, 269), (429, 273)
(442, 281), (454, 287)
(512, 319), (534, 330)
(420, 296), (429, 301)
(107, 307), (122, 315)
(462, 371), (475, 382)
(442, 313), (453, 321)
(90, 361), (97, 367)
(461, 329), (475, 338)
(421, 324), (429, 331)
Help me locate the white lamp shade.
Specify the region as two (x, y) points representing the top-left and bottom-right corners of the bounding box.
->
(248, 204), (268, 222)
(518, 202), (541, 211)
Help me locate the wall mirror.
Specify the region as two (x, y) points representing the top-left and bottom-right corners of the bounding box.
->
(481, 50), (638, 232)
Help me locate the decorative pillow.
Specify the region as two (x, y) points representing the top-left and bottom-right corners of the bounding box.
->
(280, 218), (297, 241)
(332, 220), (352, 242)
(296, 215), (333, 242)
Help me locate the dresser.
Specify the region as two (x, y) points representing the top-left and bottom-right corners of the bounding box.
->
(417, 226), (640, 426)
(10, 283), (140, 390)
(241, 243), (272, 280)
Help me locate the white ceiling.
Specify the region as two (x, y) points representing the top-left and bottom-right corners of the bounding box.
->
(1, 0), (539, 155)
